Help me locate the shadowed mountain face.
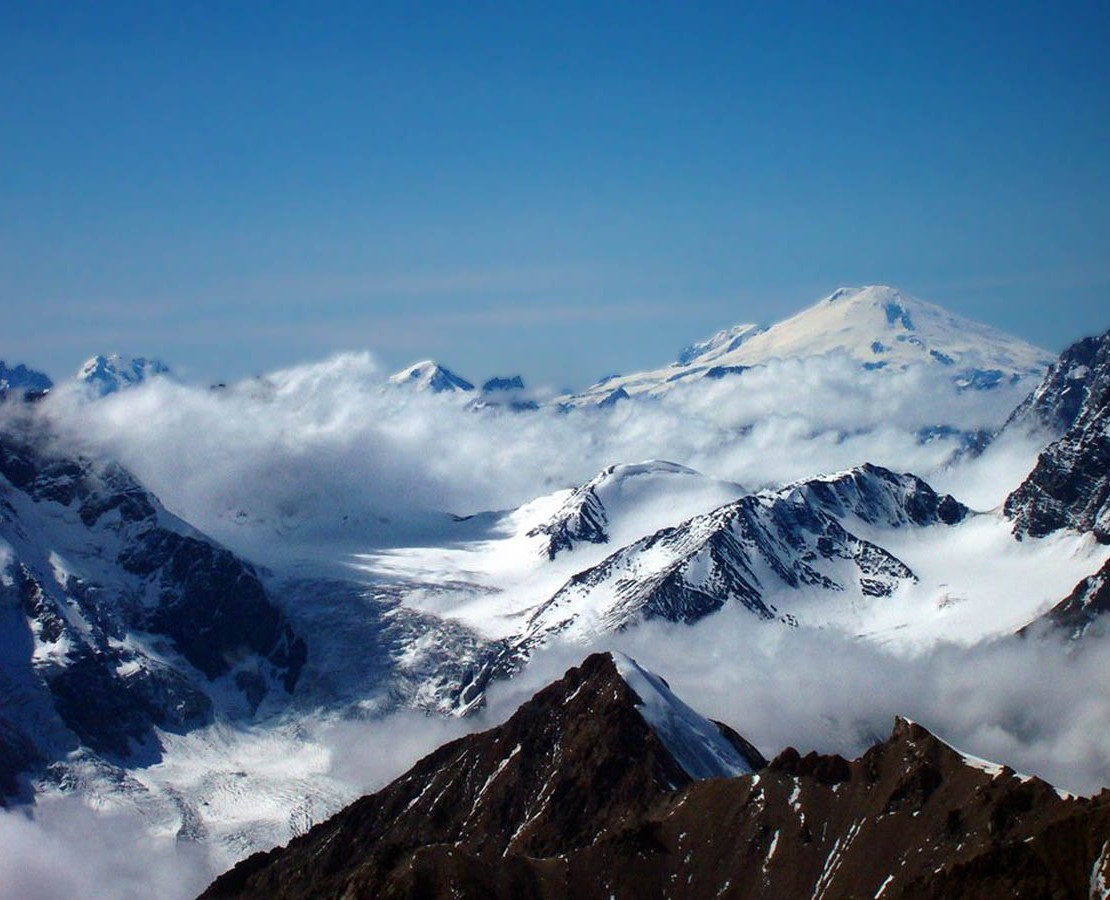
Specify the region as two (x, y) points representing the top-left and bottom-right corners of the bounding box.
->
(1006, 328), (1110, 543)
(0, 427), (306, 793)
(202, 654), (1110, 900)
(1027, 557), (1110, 641)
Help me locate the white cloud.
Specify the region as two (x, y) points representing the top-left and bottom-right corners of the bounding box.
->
(0, 797), (216, 900)
(600, 613), (1110, 796)
(36, 351), (1037, 565)
(4, 348), (1084, 898)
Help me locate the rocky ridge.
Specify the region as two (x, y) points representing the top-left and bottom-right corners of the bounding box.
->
(0, 426), (306, 799)
(1006, 328), (1110, 542)
(513, 464), (967, 651)
(202, 653), (1110, 900)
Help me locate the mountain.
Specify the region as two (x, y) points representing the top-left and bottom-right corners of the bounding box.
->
(0, 362), (53, 401)
(526, 460), (744, 561)
(1028, 558), (1110, 640)
(202, 653), (1110, 900)
(1004, 330), (1109, 437)
(563, 285), (1052, 406)
(481, 375), (525, 392)
(0, 426), (305, 800)
(200, 652), (765, 899)
(387, 361), (475, 393)
(469, 375), (539, 411)
(1006, 328), (1110, 543)
(76, 354), (172, 396)
(510, 464), (967, 653)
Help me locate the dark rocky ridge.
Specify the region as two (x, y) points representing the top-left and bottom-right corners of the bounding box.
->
(0, 426), (305, 793)
(1005, 329), (1109, 436)
(202, 652), (763, 898)
(0, 361), (53, 401)
(202, 654), (1110, 900)
(1006, 328), (1110, 542)
(1023, 557), (1110, 640)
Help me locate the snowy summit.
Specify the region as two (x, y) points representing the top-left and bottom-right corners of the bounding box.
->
(387, 360), (475, 393)
(76, 354), (172, 396)
(565, 285), (1053, 405)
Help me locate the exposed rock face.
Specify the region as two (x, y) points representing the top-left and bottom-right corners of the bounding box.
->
(516, 464), (966, 648)
(1005, 330), (1110, 436)
(202, 652), (764, 899)
(201, 655), (1110, 900)
(1025, 558), (1110, 640)
(0, 427), (305, 793)
(526, 479), (609, 560)
(0, 361), (53, 401)
(1005, 328), (1110, 542)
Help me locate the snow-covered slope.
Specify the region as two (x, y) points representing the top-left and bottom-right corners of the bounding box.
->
(513, 465), (967, 649)
(387, 361), (474, 393)
(76, 355), (171, 396)
(527, 460), (745, 561)
(354, 460), (746, 639)
(0, 427), (306, 796)
(612, 651), (761, 779)
(564, 286), (1052, 406)
(675, 323), (767, 366)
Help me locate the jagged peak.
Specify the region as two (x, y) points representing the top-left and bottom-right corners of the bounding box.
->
(0, 361), (53, 398)
(774, 463), (968, 527)
(387, 360), (475, 392)
(75, 354), (171, 396)
(481, 375), (526, 392)
(611, 652), (765, 778)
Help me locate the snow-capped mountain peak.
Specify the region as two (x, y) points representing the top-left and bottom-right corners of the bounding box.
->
(526, 460), (744, 560)
(737, 284), (1050, 376)
(387, 360), (475, 393)
(76, 354), (171, 396)
(561, 285), (1052, 407)
(611, 651), (763, 779)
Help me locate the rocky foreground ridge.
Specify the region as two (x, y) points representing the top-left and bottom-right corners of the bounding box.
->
(202, 653), (1110, 900)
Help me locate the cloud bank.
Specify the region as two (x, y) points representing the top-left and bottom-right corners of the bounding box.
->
(36, 351), (1042, 563)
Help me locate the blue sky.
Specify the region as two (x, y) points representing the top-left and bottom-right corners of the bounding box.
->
(2, 2), (1108, 389)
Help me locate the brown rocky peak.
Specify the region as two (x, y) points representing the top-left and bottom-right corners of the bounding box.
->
(202, 660), (1110, 900)
(202, 652), (764, 899)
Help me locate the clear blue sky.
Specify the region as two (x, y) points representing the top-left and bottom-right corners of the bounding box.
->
(2, 2), (1108, 389)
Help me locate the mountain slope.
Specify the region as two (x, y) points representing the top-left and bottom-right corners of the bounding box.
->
(1028, 558), (1110, 640)
(201, 652), (765, 899)
(0, 362), (53, 401)
(387, 361), (475, 393)
(526, 461), (744, 561)
(1004, 329), (1110, 437)
(513, 464), (967, 650)
(564, 285), (1052, 406)
(76, 354), (171, 396)
(1006, 328), (1110, 542)
(201, 655), (1110, 900)
(0, 426), (306, 796)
